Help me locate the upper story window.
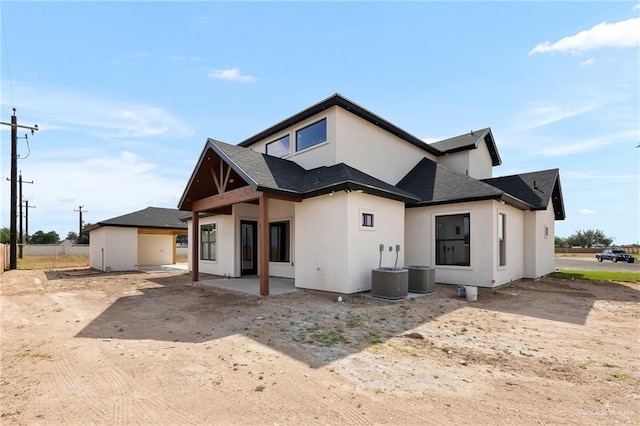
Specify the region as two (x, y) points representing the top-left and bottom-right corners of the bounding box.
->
(266, 135), (290, 158)
(296, 118), (326, 151)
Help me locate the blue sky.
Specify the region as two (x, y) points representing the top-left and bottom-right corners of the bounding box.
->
(1, 1), (639, 244)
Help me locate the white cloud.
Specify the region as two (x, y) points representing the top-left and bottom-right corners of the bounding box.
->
(529, 17), (640, 55)
(580, 58), (595, 66)
(634, 3), (640, 11)
(4, 151), (186, 236)
(534, 130), (638, 157)
(0, 82), (193, 139)
(579, 209), (596, 215)
(208, 67), (256, 83)
(517, 102), (598, 130)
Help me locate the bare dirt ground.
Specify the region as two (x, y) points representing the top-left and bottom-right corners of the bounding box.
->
(1, 269), (638, 425)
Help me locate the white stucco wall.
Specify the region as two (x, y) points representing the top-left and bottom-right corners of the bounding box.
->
(492, 204), (525, 287)
(248, 109), (337, 170)
(467, 142), (494, 179)
(437, 141), (494, 179)
(295, 191), (404, 294)
(189, 214), (235, 277)
(334, 108), (436, 185)
(246, 106), (438, 186)
(405, 202), (496, 287)
(89, 227), (107, 270)
(295, 192), (349, 293)
(523, 205), (556, 279)
(438, 151), (471, 177)
(345, 192), (406, 293)
(89, 227), (138, 272)
(137, 234), (173, 266)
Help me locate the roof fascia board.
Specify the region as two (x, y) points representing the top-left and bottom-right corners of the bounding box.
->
(301, 181), (419, 203)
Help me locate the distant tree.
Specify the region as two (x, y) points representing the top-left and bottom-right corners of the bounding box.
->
(554, 236), (567, 248)
(29, 230), (60, 245)
(565, 229), (613, 248)
(0, 227), (9, 244)
(66, 231), (79, 243)
(176, 234), (188, 245)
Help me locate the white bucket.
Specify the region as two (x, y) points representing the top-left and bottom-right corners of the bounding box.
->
(464, 286), (478, 301)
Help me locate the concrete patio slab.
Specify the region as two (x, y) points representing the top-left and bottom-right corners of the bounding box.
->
(197, 276), (298, 296)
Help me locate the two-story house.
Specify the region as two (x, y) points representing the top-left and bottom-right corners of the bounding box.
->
(178, 94), (565, 295)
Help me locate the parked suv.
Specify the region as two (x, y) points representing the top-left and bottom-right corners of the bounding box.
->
(595, 248), (635, 263)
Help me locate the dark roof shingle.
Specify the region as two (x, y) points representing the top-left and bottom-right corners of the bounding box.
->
(92, 207), (188, 230)
(429, 128), (502, 166)
(397, 158), (507, 206)
(482, 169), (565, 219)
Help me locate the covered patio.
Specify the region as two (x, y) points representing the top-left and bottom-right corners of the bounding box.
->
(178, 140), (303, 296)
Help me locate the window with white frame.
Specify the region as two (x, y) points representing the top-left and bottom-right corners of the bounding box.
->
(200, 223), (216, 261)
(436, 214), (470, 266)
(266, 135), (290, 158)
(296, 119), (326, 151)
(269, 221), (290, 262)
(498, 213), (506, 267)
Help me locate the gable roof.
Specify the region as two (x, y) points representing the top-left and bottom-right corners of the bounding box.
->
(178, 139), (420, 210)
(483, 169), (566, 220)
(397, 158), (529, 209)
(429, 127), (502, 166)
(237, 93), (441, 157)
(89, 207), (188, 231)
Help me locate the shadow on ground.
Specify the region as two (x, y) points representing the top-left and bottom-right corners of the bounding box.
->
(70, 269), (640, 368)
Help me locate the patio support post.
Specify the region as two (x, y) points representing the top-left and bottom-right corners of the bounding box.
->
(191, 211), (199, 281)
(172, 233), (177, 264)
(259, 193), (269, 296)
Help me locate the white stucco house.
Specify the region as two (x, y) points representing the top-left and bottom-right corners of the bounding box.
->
(178, 94), (565, 295)
(88, 207), (187, 272)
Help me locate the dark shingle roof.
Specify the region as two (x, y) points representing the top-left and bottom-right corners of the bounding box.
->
(213, 139), (307, 195)
(429, 128), (502, 166)
(397, 158), (512, 206)
(483, 169), (565, 220)
(301, 163), (419, 202)
(211, 140), (419, 203)
(91, 207), (188, 230)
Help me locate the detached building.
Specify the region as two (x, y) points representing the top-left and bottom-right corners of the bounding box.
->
(88, 207), (187, 272)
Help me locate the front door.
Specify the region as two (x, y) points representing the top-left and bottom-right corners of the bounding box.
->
(240, 220), (258, 276)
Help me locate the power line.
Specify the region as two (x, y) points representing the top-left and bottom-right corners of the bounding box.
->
(74, 205), (88, 243)
(1, 109), (39, 270)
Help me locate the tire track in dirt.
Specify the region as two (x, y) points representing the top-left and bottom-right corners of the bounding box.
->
(67, 342), (193, 424)
(39, 299), (186, 424)
(277, 370), (371, 425)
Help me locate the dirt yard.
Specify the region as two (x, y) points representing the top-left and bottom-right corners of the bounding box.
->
(1, 269), (638, 425)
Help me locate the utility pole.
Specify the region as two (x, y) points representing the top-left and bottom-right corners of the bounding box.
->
(0, 109), (38, 270)
(18, 171), (34, 259)
(74, 206), (87, 243)
(25, 200), (36, 246)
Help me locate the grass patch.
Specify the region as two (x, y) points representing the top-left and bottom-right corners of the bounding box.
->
(17, 255), (89, 270)
(551, 270), (640, 283)
(610, 372), (633, 380)
(345, 314), (364, 328)
(295, 325), (349, 347)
